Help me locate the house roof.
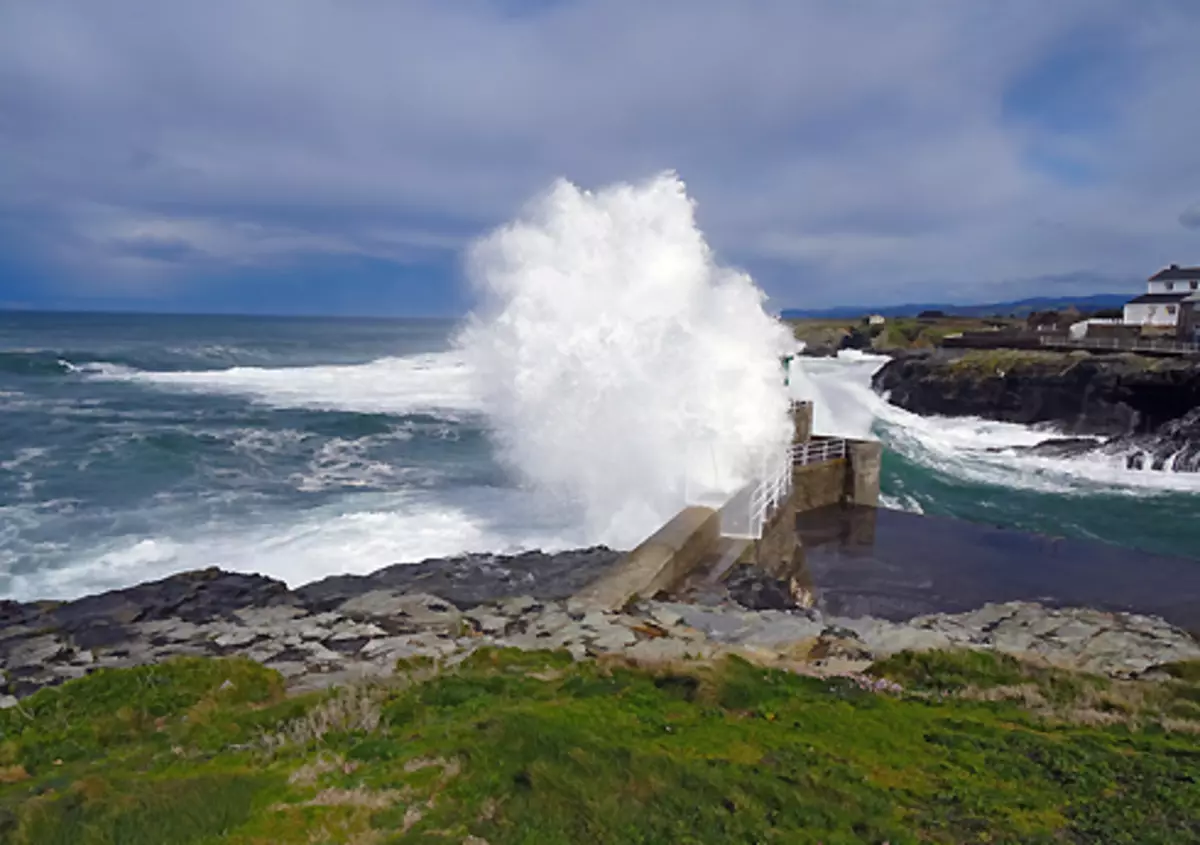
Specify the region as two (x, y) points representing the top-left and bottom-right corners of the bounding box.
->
(1148, 265), (1200, 282)
(1127, 292), (1191, 304)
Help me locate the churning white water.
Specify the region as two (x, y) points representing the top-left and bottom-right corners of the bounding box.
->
(455, 172), (794, 548)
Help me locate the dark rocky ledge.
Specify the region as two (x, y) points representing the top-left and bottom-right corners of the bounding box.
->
(873, 350), (1200, 470)
(2, 545), (1198, 705)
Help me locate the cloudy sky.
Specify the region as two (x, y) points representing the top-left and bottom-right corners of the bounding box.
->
(1, 0), (1198, 315)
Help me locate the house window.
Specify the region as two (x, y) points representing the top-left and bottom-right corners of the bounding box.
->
(1191, 280), (1198, 290)
(1166, 282), (1175, 290)
(1167, 305), (1177, 315)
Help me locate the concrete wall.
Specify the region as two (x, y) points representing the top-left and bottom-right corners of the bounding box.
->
(846, 440), (882, 507)
(747, 497), (796, 573)
(791, 401), (813, 445)
(1150, 278), (1200, 295)
(1180, 301), (1200, 342)
(572, 506), (720, 610)
(791, 460), (846, 512)
(1125, 302), (1181, 328)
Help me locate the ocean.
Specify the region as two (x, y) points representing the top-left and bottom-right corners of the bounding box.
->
(2, 311), (1197, 603)
(2, 175), (1198, 601)
(0, 311), (592, 600)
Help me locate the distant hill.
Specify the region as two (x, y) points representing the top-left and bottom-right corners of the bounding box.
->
(781, 293), (1129, 320)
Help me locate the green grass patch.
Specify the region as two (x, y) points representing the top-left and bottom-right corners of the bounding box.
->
(0, 649), (1198, 843)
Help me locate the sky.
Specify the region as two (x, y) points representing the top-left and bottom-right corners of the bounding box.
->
(1, 0), (1198, 316)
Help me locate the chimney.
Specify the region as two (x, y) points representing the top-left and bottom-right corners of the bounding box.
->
(1170, 264), (1180, 270)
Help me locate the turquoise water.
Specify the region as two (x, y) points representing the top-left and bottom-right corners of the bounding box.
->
(0, 312), (585, 600)
(2, 314), (1196, 601)
(795, 353), (1200, 561)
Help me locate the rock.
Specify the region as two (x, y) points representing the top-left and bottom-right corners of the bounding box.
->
(232, 605), (309, 627)
(499, 595), (539, 617)
(359, 637), (422, 663)
(264, 661), (309, 679)
(645, 605), (684, 629)
(134, 618), (208, 644)
(872, 351), (1200, 439)
(625, 638), (710, 663)
(1119, 407), (1200, 473)
(5, 635), (68, 669)
(337, 591), (461, 634)
(587, 626), (637, 652)
(211, 628), (263, 650)
(0, 695), (18, 710)
(465, 608), (511, 636)
(724, 565), (801, 611)
(294, 547), (622, 611)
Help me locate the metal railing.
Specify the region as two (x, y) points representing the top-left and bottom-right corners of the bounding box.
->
(794, 438), (847, 466)
(720, 437), (849, 540)
(1038, 335), (1200, 355)
(723, 448), (793, 540)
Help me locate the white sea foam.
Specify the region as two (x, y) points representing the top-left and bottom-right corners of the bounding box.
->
(85, 353), (478, 416)
(454, 172), (794, 549)
(5, 487), (589, 601)
(794, 351), (1200, 497)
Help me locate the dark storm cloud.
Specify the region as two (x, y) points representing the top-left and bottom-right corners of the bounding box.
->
(0, 0), (1198, 308)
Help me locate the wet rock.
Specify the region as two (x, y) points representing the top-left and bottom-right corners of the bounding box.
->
(724, 565), (800, 611)
(873, 351), (1200, 438)
(295, 547), (621, 611)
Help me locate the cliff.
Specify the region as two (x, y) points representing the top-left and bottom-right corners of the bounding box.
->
(873, 350), (1200, 434)
(872, 349), (1200, 470)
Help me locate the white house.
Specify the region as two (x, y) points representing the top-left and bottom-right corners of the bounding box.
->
(1123, 264), (1200, 329)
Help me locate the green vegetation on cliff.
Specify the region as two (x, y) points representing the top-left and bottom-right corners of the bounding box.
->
(2, 650), (1199, 844)
(788, 317), (1020, 354)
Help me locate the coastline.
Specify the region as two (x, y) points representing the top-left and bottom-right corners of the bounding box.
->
(5, 526), (1200, 705)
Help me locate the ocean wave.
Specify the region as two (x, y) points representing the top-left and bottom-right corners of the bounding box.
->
(793, 351), (1200, 497)
(2, 486), (589, 601)
(83, 352), (481, 416)
(0, 350), (77, 377)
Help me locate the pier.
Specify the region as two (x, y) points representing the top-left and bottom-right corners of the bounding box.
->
(572, 401), (882, 610)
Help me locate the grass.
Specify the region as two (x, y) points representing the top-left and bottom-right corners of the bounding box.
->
(787, 316), (1023, 354)
(0, 649), (1198, 843)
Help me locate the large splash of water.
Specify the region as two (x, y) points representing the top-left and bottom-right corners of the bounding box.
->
(455, 172), (794, 548)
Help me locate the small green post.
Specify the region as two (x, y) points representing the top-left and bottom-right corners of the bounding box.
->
(781, 354), (793, 387)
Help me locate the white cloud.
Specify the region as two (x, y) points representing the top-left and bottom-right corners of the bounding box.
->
(0, 0), (1197, 307)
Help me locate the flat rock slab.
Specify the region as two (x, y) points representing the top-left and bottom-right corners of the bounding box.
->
(3, 577), (1199, 701)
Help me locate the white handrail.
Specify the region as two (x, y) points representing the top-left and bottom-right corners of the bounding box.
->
(710, 436), (850, 540)
(794, 438), (847, 466)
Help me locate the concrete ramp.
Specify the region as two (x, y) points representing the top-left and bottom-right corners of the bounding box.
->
(571, 506), (721, 611)
(715, 481), (756, 539)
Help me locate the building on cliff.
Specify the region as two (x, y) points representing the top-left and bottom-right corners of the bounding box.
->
(1123, 264), (1200, 341)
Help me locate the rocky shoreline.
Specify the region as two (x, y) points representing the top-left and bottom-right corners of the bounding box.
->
(5, 550), (1199, 705)
(872, 349), (1200, 471)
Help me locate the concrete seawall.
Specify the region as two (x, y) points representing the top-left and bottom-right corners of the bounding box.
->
(572, 406), (884, 609)
(571, 506), (721, 610)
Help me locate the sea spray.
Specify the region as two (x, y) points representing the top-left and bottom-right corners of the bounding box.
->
(455, 172), (794, 548)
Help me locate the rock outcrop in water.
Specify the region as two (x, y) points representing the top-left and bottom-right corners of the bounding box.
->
(873, 350), (1200, 471)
